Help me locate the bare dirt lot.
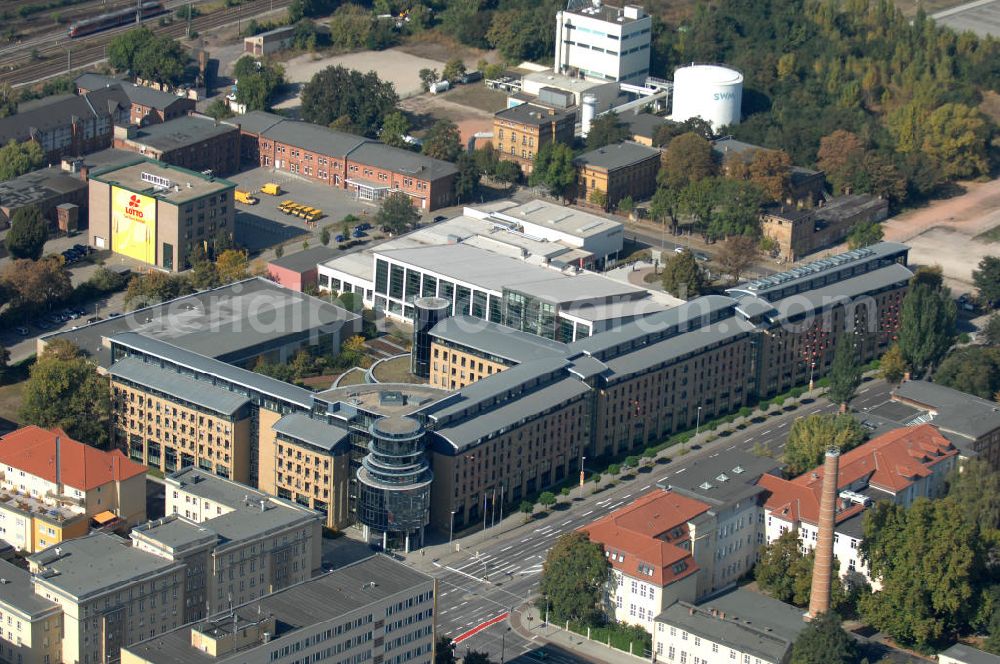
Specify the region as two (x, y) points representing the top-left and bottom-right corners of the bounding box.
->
(400, 84), (507, 144)
(881, 177), (1000, 292)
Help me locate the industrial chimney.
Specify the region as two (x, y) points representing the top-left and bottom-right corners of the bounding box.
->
(807, 447), (840, 620)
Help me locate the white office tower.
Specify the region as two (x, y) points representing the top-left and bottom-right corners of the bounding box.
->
(554, 0), (652, 83)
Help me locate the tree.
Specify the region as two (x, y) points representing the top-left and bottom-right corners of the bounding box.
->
(911, 265), (944, 290)
(538, 491), (556, 510)
(123, 271), (194, 309)
(492, 159), (522, 186)
(519, 500), (534, 523)
(378, 111), (410, 149)
(441, 57), (466, 83)
(660, 132), (716, 190)
(847, 221), (884, 250)
(0, 82), (15, 119)
(661, 249), (705, 299)
(618, 195), (635, 218)
(233, 56), (285, 112)
(715, 235), (759, 283)
(860, 497), (987, 649)
(434, 637), (456, 664)
(921, 103), (991, 180)
(589, 188), (608, 209)
(827, 334), (862, 408)
(708, 179), (765, 240)
(623, 455), (639, 472)
(680, 177), (721, 238)
(453, 153), (481, 202)
(817, 130), (865, 195)
(973, 256), (1000, 307)
(320, 227), (330, 246)
(0, 139), (43, 181)
(0, 258), (71, 312)
(376, 192), (419, 234)
(898, 282), (957, 375)
(422, 120), (462, 162)
(784, 414), (866, 476)
(485, 5), (555, 62)
(5, 206), (48, 260)
(986, 313), (1000, 345)
(650, 186), (683, 235)
(300, 66), (399, 137)
(112, 29), (187, 86)
(215, 249), (250, 284)
(755, 530), (811, 604)
(879, 344), (907, 384)
(948, 458), (1000, 533)
(539, 532), (611, 625)
(205, 98), (235, 120)
(739, 148), (792, 202)
(585, 112), (630, 150)
(108, 26), (154, 73)
(19, 342), (111, 447)
(791, 611), (857, 664)
(529, 143), (577, 202)
(934, 346), (1000, 400)
(328, 3), (374, 50)
(418, 67), (438, 92)
(462, 651), (493, 664)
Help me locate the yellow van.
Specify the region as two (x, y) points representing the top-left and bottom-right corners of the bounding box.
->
(260, 183), (282, 196)
(234, 190), (258, 205)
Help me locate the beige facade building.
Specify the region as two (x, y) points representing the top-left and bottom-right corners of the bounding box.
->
(88, 158), (236, 272)
(761, 193), (889, 262)
(0, 559), (62, 664)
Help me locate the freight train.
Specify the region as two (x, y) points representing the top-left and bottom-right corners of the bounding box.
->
(68, 2), (167, 38)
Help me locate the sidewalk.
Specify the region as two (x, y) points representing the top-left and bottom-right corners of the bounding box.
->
(510, 604), (649, 664)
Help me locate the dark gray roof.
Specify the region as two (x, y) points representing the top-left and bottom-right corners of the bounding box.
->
(207, 499), (318, 551)
(766, 263), (913, 322)
(495, 103), (574, 126)
(621, 111), (667, 139)
(0, 559), (59, 619)
(0, 167), (87, 210)
(29, 533), (183, 601)
(940, 644), (1000, 664)
(263, 118), (367, 158)
(567, 355), (609, 380)
(573, 141), (660, 171)
(167, 467), (271, 508)
(733, 295), (775, 320)
(110, 332), (316, 410)
(127, 114), (238, 152)
(75, 73), (189, 111)
(0, 87), (129, 145)
(569, 295), (736, 360)
(235, 110), (287, 135)
(131, 516), (218, 551)
(658, 450), (780, 508)
(272, 412), (351, 452)
(656, 589), (805, 663)
(429, 315), (569, 364)
(714, 136), (822, 177)
(347, 141), (458, 181)
(893, 380), (1000, 440)
(110, 356), (251, 415)
(269, 246), (338, 272)
(836, 511), (866, 540)
(121, 555), (433, 664)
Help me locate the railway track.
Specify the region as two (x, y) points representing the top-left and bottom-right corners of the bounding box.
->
(0, 0), (291, 88)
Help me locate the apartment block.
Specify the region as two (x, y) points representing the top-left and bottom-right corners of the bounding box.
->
(238, 111), (457, 211)
(0, 426), (147, 553)
(651, 588), (806, 664)
(492, 103), (575, 175)
(574, 141), (661, 210)
(762, 194), (890, 262)
(75, 74), (196, 127)
(0, 559), (62, 664)
(121, 555), (435, 664)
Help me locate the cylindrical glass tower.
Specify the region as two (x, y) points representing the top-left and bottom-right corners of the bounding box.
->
(357, 415), (432, 551)
(411, 296), (451, 378)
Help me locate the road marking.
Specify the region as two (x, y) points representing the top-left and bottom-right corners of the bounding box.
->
(500, 545), (513, 552)
(521, 538), (531, 543)
(860, 386), (871, 393)
(453, 612), (510, 644)
(710, 452), (719, 457)
(609, 501), (626, 509)
(596, 498), (612, 506)
(642, 484), (651, 490)
(582, 510), (594, 517)
(622, 493), (632, 499)
(675, 467), (687, 474)
(727, 445), (736, 450)
(561, 519), (572, 526)
(777, 421), (788, 428)
(762, 429), (773, 435)
(534, 526), (552, 533)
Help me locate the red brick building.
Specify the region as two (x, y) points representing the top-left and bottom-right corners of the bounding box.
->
(112, 114), (241, 176)
(238, 111), (458, 211)
(75, 74), (195, 127)
(267, 246), (338, 292)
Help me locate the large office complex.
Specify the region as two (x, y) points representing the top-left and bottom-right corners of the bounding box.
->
(121, 554), (435, 664)
(554, 1), (652, 83)
(88, 158), (236, 271)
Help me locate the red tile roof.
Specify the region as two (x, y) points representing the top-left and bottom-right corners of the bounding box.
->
(580, 490), (709, 587)
(761, 424), (956, 525)
(0, 426), (147, 491)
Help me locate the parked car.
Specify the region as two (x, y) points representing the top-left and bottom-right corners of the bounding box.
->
(107, 311), (122, 318)
(352, 229), (366, 238)
(72, 244), (91, 254)
(433, 215), (446, 223)
(86, 316), (102, 324)
(335, 234), (346, 243)
(72, 307), (87, 317)
(356, 222), (372, 231)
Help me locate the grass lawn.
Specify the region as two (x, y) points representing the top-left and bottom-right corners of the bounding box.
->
(0, 381), (26, 429)
(337, 369), (368, 386)
(371, 356), (423, 384)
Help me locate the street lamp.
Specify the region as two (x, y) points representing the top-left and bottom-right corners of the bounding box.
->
(695, 405), (703, 438)
(809, 360), (816, 391)
(448, 509), (457, 544)
(579, 453), (586, 493)
(500, 626), (512, 664)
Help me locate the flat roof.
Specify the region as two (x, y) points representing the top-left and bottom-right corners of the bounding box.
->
(269, 246), (338, 273)
(110, 356), (251, 415)
(767, 263), (913, 322)
(564, 1), (647, 22)
(125, 114), (238, 152)
(429, 315), (569, 364)
(523, 70), (611, 93)
(122, 555), (433, 664)
(272, 412), (351, 452)
(131, 516), (218, 551)
(316, 383), (451, 418)
(495, 103), (575, 126)
(893, 380), (1000, 440)
(0, 167), (87, 210)
(29, 533), (183, 601)
(574, 141), (661, 172)
(940, 643), (1000, 664)
(263, 117), (367, 158)
(621, 111), (667, 139)
(45, 277), (359, 368)
(658, 450), (780, 507)
(167, 466), (270, 508)
(89, 158), (235, 205)
(494, 199), (623, 239)
(0, 559), (59, 619)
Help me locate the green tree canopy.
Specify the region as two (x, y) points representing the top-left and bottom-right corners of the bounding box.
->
(973, 256), (1000, 307)
(422, 120), (462, 162)
(784, 414), (866, 476)
(986, 313), (1000, 345)
(378, 111), (410, 149)
(441, 57), (466, 83)
(847, 221), (884, 250)
(453, 152), (481, 202)
(19, 342), (111, 447)
(790, 611), (858, 664)
(934, 346), (1000, 400)
(827, 334), (862, 407)
(539, 532), (611, 625)
(922, 103), (992, 180)
(5, 206), (48, 260)
(661, 249), (706, 299)
(434, 637), (456, 664)
(109, 28), (187, 85)
(755, 530), (818, 606)
(529, 142), (576, 202)
(376, 191), (419, 234)
(660, 132), (717, 190)
(0, 257), (71, 313)
(879, 344), (907, 385)
(898, 281), (957, 375)
(300, 65), (399, 137)
(585, 112), (631, 151)
(233, 57), (285, 112)
(328, 3), (376, 50)
(124, 271), (194, 310)
(0, 139), (43, 181)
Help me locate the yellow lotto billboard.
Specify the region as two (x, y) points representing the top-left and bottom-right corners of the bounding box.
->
(111, 187), (156, 264)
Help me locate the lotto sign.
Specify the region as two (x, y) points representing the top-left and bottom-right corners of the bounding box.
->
(111, 187), (156, 264)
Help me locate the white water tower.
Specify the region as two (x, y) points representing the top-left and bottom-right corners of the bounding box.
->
(581, 93), (598, 137)
(671, 64), (743, 131)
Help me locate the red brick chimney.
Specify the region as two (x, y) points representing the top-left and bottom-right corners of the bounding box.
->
(807, 447), (840, 620)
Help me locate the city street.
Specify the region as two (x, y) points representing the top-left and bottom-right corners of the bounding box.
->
(420, 380), (893, 662)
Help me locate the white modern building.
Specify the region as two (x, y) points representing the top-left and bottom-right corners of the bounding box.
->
(554, 0), (652, 83)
